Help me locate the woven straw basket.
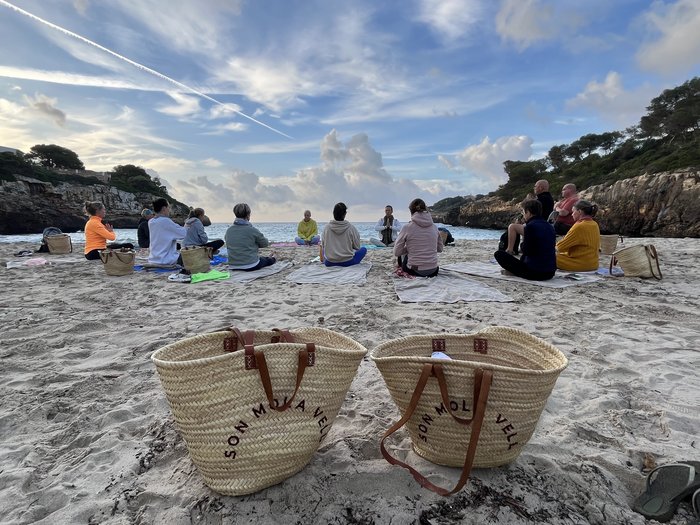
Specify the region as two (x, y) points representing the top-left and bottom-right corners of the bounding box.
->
(99, 248), (135, 276)
(371, 327), (567, 495)
(151, 327), (367, 495)
(610, 244), (662, 279)
(181, 245), (213, 274)
(599, 234), (622, 255)
(46, 233), (72, 254)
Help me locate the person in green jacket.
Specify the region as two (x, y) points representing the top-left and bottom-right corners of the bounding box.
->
(295, 210), (320, 245)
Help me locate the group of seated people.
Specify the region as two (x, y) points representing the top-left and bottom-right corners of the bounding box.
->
(83, 196), (449, 276)
(495, 180), (601, 280)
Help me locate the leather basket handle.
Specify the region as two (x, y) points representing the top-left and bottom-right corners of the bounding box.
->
(223, 327), (312, 412)
(380, 363), (493, 496)
(646, 245), (662, 280)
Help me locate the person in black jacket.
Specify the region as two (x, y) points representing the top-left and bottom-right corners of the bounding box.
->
(137, 208), (155, 248)
(500, 179), (554, 254)
(494, 199), (556, 281)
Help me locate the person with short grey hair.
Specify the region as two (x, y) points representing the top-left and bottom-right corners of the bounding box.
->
(295, 209), (320, 245)
(225, 203), (276, 271)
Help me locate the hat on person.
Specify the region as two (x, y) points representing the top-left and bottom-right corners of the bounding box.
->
(141, 208), (155, 218)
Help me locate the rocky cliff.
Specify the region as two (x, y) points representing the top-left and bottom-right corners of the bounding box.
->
(431, 170), (700, 238)
(0, 176), (190, 234)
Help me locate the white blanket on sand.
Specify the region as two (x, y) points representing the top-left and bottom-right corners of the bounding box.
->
(443, 261), (602, 288)
(393, 269), (513, 303)
(226, 261), (292, 283)
(285, 262), (372, 285)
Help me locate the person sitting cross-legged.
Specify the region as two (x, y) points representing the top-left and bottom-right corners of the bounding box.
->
(183, 207), (224, 253)
(494, 199), (556, 281)
(321, 202), (367, 267)
(393, 198), (442, 277)
(295, 209), (320, 245)
(556, 200), (601, 272)
(225, 203), (276, 271)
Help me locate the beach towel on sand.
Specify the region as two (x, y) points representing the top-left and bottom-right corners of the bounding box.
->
(226, 261), (292, 283)
(443, 262), (602, 288)
(393, 269), (513, 303)
(285, 262), (372, 285)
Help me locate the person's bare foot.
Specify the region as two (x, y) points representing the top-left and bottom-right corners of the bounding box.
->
(501, 269), (514, 276)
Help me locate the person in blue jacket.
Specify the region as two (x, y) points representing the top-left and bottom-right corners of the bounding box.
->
(494, 199), (556, 281)
(183, 208), (224, 253)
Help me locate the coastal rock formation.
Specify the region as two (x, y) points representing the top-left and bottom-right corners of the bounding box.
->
(431, 170), (699, 238)
(0, 176), (190, 234)
(579, 169), (700, 237)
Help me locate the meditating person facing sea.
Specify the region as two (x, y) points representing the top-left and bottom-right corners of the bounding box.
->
(225, 203), (276, 271)
(393, 198), (442, 277)
(137, 208), (154, 249)
(295, 210), (320, 245)
(556, 200), (601, 272)
(183, 208), (224, 253)
(321, 202), (367, 267)
(148, 198), (187, 266)
(494, 199), (556, 281)
(83, 201), (134, 260)
(372, 205), (402, 246)
(502, 179), (554, 254)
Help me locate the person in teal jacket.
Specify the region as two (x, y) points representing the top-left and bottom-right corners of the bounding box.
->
(225, 203), (276, 271)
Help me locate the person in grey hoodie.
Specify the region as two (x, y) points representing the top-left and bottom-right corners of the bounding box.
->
(321, 202), (367, 267)
(393, 198), (443, 277)
(225, 203), (276, 271)
(183, 208), (224, 252)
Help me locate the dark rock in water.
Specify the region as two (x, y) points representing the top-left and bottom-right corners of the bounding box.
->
(430, 170), (699, 238)
(0, 176), (190, 234)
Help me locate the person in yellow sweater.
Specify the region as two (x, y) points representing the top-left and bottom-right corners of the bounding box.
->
(295, 210), (320, 245)
(84, 201), (134, 260)
(556, 200), (600, 271)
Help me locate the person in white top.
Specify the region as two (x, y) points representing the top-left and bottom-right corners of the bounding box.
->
(371, 205), (402, 246)
(148, 198), (187, 265)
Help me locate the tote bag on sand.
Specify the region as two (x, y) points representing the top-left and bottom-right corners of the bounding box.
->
(180, 245), (213, 274)
(371, 326), (567, 495)
(46, 233), (72, 254)
(99, 248), (135, 276)
(151, 327), (367, 495)
(610, 244), (662, 279)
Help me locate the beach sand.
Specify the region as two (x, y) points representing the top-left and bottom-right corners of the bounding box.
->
(0, 238), (698, 524)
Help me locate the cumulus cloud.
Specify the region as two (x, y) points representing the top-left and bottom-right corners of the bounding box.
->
(495, 0), (556, 50)
(636, 0), (700, 75)
(439, 135), (533, 185)
(415, 0), (484, 43)
(25, 94), (66, 126)
(566, 72), (656, 127)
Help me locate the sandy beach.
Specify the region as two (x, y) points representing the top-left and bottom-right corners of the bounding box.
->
(0, 238), (698, 525)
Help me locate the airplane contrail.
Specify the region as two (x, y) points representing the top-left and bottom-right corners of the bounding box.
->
(0, 0), (293, 139)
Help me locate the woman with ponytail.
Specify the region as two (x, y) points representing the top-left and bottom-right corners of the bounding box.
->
(83, 201), (134, 260)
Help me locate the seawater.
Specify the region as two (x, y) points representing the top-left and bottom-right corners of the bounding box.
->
(0, 222), (501, 245)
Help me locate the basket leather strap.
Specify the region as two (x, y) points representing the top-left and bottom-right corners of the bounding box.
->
(609, 254), (619, 277)
(255, 342), (316, 412)
(646, 245), (662, 280)
(271, 328), (295, 343)
(379, 363), (493, 496)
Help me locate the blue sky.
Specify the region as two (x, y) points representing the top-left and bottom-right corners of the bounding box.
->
(1, 0), (699, 222)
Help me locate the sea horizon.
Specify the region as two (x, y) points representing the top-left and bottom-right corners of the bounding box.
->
(0, 221), (501, 245)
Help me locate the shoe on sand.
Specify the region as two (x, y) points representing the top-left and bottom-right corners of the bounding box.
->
(168, 272), (191, 283)
(632, 461), (700, 523)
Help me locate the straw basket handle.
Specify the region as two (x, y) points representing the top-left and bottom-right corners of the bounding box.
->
(226, 327), (315, 412)
(380, 363), (493, 496)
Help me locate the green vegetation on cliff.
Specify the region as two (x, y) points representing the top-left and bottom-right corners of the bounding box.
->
(0, 147), (184, 207)
(494, 77), (700, 202)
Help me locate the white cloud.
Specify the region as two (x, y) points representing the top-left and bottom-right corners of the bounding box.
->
(24, 94), (66, 126)
(566, 72), (656, 127)
(439, 135), (533, 185)
(73, 0), (89, 16)
(0, 66), (165, 92)
(202, 158), (223, 168)
(495, 0), (556, 50)
(157, 92), (202, 118)
(636, 0), (700, 75)
(415, 0), (484, 43)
